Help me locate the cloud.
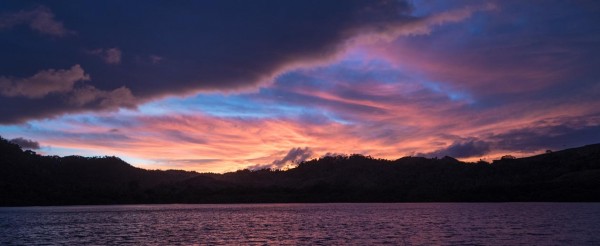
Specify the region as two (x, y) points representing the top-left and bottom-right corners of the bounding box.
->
(13, 106), (600, 172)
(151, 158), (222, 170)
(355, 3), (497, 42)
(0, 6), (73, 36)
(489, 115), (600, 152)
(0, 1), (587, 127)
(420, 115), (600, 159)
(9, 137), (40, 149)
(88, 48), (122, 64)
(421, 139), (491, 158)
(273, 147), (314, 167)
(0, 64), (135, 108)
(0, 65), (89, 98)
(1, 1), (599, 173)
(69, 85), (136, 109)
(22, 112), (415, 172)
(368, 1), (600, 104)
(0, 1), (496, 123)
(0, 65), (137, 123)
(248, 147), (314, 170)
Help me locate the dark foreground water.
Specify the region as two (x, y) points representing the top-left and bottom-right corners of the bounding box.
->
(1, 203), (599, 245)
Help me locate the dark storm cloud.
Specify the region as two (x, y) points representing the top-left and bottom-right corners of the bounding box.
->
(9, 137), (40, 149)
(0, 0), (417, 124)
(422, 139), (491, 158)
(0, 64), (137, 123)
(422, 116), (600, 159)
(489, 116), (600, 152)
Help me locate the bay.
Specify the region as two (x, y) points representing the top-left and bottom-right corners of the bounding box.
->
(1, 203), (599, 245)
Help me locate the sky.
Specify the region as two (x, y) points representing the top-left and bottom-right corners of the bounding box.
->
(0, 0), (599, 173)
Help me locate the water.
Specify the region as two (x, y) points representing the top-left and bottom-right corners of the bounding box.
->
(1, 203), (599, 245)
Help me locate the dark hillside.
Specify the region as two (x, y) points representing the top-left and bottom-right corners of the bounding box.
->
(1, 137), (599, 206)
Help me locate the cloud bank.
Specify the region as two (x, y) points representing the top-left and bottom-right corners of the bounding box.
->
(0, 1), (498, 123)
(421, 139), (491, 158)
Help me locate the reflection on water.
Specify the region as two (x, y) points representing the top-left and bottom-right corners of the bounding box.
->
(1, 203), (599, 245)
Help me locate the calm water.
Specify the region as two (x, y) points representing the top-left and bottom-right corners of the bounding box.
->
(1, 203), (599, 245)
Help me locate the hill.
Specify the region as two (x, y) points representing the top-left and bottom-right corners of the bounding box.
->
(1, 137), (599, 206)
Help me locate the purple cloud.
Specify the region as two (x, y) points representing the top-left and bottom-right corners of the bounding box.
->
(249, 147), (314, 170)
(0, 65), (89, 98)
(9, 137), (40, 149)
(87, 48), (122, 64)
(0, 6), (73, 36)
(421, 139), (491, 158)
(0, 1), (498, 123)
(0, 64), (137, 123)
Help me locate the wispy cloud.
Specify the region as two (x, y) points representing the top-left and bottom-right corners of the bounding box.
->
(249, 147), (314, 170)
(87, 48), (122, 64)
(0, 6), (73, 36)
(354, 3), (497, 43)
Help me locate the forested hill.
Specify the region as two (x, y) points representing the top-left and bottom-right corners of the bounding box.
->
(1, 136), (599, 206)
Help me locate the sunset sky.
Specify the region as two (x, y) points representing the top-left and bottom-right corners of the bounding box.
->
(1, 0), (599, 172)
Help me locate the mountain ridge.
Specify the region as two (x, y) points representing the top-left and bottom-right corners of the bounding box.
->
(1, 136), (599, 206)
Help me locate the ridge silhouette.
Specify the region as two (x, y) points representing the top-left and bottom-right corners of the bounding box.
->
(1, 136), (599, 206)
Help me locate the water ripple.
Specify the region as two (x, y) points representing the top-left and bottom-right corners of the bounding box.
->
(1, 203), (599, 245)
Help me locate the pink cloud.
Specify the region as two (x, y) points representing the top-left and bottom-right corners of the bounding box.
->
(19, 92), (600, 173)
(28, 112), (446, 172)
